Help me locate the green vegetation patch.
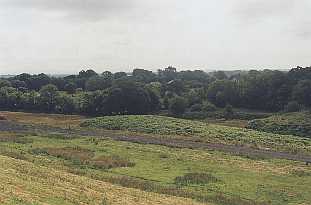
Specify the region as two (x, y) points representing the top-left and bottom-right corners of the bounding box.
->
(31, 147), (135, 169)
(32, 147), (94, 163)
(0, 135), (33, 144)
(90, 155), (135, 169)
(81, 115), (311, 154)
(2, 133), (311, 205)
(247, 112), (311, 138)
(81, 115), (197, 135)
(0, 150), (27, 160)
(175, 173), (219, 186)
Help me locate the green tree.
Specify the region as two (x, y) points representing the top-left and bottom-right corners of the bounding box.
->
(11, 80), (27, 89)
(169, 96), (187, 115)
(133, 68), (156, 83)
(284, 101), (302, 112)
(292, 80), (311, 107)
(213, 71), (227, 80)
(224, 104), (234, 119)
(102, 81), (158, 115)
(64, 82), (77, 94)
(85, 76), (112, 91)
(113, 72), (127, 79)
(0, 80), (11, 88)
(202, 101), (216, 112)
(39, 84), (59, 112)
(55, 94), (77, 114)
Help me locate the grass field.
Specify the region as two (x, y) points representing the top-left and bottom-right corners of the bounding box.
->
(0, 111), (85, 128)
(81, 115), (311, 155)
(1, 132), (311, 205)
(0, 155), (202, 205)
(247, 111), (311, 138)
(1, 112), (311, 205)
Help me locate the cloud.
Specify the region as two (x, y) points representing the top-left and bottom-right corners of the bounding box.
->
(235, 0), (297, 23)
(234, 0), (311, 39)
(1, 0), (137, 21)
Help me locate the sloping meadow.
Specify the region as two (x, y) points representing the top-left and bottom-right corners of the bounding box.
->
(247, 111), (311, 138)
(81, 115), (311, 155)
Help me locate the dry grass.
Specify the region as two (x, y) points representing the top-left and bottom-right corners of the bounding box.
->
(203, 119), (248, 128)
(91, 155), (135, 169)
(0, 111), (85, 128)
(31, 147), (135, 170)
(0, 155), (205, 205)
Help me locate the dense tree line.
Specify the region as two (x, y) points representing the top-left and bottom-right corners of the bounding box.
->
(0, 66), (310, 116)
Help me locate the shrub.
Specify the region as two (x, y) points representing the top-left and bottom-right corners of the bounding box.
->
(90, 155), (135, 169)
(32, 147), (95, 164)
(291, 169), (311, 177)
(247, 112), (311, 138)
(174, 173), (219, 185)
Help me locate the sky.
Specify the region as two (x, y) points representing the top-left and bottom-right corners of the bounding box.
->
(0, 0), (310, 74)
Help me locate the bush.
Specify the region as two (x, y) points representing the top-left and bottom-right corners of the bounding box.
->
(174, 173), (219, 185)
(246, 112), (311, 138)
(32, 147), (95, 164)
(90, 155), (135, 169)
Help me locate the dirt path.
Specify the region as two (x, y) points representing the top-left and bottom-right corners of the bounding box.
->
(1, 120), (311, 164)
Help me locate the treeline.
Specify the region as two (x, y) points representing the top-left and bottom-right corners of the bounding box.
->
(0, 66), (310, 116)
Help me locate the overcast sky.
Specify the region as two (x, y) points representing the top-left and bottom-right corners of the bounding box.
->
(0, 0), (310, 74)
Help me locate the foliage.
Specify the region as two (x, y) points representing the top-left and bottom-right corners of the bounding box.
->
(247, 111), (311, 138)
(175, 173), (219, 185)
(169, 96), (187, 115)
(39, 84), (59, 112)
(0, 66), (311, 116)
(81, 115), (311, 154)
(284, 101), (302, 112)
(64, 82), (77, 94)
(202, 101), (217, 112)
(224, 104), (234, 119)
(292, 80), (311, 107)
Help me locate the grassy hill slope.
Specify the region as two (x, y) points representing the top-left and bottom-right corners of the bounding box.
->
(247, 112), (311, 138)
(81, 115), (311, 154)
(0, 155), (202, 205)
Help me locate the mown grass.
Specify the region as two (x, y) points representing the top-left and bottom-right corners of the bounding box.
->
(0, 155), (201, 205)
(1, 133), (311, 205)
(247, 111), (311, 138)
(81, 115), (311, 154)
